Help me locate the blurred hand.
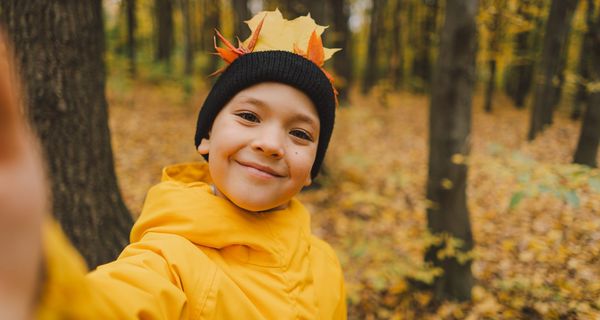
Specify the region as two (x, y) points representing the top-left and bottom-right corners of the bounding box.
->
(0, 31), (47, 320)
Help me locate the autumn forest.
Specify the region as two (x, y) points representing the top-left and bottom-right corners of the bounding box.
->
(1, 0), (599, 319)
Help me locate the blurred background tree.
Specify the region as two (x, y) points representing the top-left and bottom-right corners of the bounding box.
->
(0, 1), (133, 269)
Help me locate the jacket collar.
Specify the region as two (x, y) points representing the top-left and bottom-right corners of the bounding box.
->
(130, 162), (312, 267)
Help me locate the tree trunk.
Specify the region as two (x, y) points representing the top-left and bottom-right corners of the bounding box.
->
(483, 0), (505, 113)
(0, 1), (133, 269)
(528, 0), (579, 140)
(411, 0), (438, 93)
(505, 0), (540, 109)
(574, 96), (600, 168)
(330, 0), (352, 103)
(304, 0), (327, 24)
(573, 6), (600, 168)
(511, 30), (534, 108)
(200, 0), (220, 76)
(390, 0), (404, 90)
(550, 26), (574, 110)
(282, 1), (304, 17)
(154, 0), (174, 67)
(263, 0), (279, 11)
(484, 60), (496, 113)
(125, 0), (137, 78)
(361, 0), (383, 94)
(425, 0), (477, 302)
(180, 0), (194, 76)
(572, 0), (595, 120)
(232, 0), (251, 39)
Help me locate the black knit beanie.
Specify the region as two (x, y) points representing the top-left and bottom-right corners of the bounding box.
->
(194, 50), (336, 179)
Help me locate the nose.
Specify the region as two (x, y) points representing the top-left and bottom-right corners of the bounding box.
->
(251, 125), (285, 158)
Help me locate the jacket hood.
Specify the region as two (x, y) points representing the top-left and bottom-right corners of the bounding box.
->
(130, 162), (312, 267)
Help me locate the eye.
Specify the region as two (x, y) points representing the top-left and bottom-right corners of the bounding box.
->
(235, 111), (259, 123)
(290, 129), (313, 142)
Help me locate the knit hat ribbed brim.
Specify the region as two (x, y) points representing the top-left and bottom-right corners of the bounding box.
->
(194, 50), (336, 179)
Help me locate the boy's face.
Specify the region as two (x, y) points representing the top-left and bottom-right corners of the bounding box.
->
(198, 82), (319, 212)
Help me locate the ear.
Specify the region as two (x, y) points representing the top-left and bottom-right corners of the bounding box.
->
(303, 175), (312, 187)
(197, 138), (210, 155)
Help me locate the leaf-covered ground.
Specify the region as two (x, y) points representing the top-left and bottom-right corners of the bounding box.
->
(108, 81), (600, 319)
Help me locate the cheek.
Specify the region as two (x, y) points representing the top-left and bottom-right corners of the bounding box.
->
(210, 128), (240, 156)
(289, 147), (317, 177)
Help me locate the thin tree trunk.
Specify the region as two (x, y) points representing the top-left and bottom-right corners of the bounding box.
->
(0, 1), (133, 268)
(390, 0), (404, 90)
(512, 30), (534, 108)
(550, 26), (574, 110)
(232, 0), (251, 39)
(574, 95), (600, 167)
(362, 0), (383, 94)
(263, 0), (279, 11)
(304, 0), (327, 24)
(484, 60), (496, 113)
(180, 0), (194, 76)
(425, 0), (477, 302)
(411, 0), (438, 93)
(125, 0), (137, 77)
(483, 0), (505, 113)
(572, 0), (595, 120)
(528, 0), (579, 140)
(154, 0), (174, 67)
(330, 0), (352, 103)
(200, 0), (220, 76)
(574, 6), (600, 167)
(506, 0), (539, 109)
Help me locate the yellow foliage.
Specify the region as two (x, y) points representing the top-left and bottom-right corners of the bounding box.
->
(441, 178), (454, 190)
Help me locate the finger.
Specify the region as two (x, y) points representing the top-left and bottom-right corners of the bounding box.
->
(0, 30), (25, 161)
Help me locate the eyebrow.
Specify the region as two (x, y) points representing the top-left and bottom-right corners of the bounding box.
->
(234, 95), (319, 129)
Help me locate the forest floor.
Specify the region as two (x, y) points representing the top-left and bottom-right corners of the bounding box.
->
(108, 78), (600, 319)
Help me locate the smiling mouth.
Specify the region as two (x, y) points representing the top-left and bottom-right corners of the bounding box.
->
(236, 160), (284, 178)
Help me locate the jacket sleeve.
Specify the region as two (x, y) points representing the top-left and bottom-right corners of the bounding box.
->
(333, 275), (347, 320)
(86, 232), (189, 319)
(37, 221), (105, 319)
(37, 222), (189, 320)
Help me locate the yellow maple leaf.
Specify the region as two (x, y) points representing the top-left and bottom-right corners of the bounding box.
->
(243, 9), (340, 61)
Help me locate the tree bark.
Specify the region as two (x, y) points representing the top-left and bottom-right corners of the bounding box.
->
(330, 0), (352, 103)
(572, 0), (595, 120)
(154, 0), (174, 66)
(483, 0), (505, 113)
(0, 1), (133, 268)
(484, 60), (496, 113)
(574, 6), (600, 168)
(232, 0), (251, 39)
(361, 0), (383, 94)
(200, 0), (220, 76)
(125, 0), (137, 77)
(180, 0), (194, 76)
(550, 24), (575, 110)
(425, 0), (477, 302)
(390, 0), (404, 90)
(304, 0), (327, 24)
(411, 0), (438, 93)
(528, 0), (579, 140)
(505, 0), (540, 109)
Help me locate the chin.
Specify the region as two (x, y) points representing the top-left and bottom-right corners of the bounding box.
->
(232, 197), (287, 213)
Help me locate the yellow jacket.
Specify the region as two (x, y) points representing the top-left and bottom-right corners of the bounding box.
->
(39, 162), (346, 319)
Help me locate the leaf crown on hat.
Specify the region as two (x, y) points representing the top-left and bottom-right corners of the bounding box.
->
(211, 9), (340, 103)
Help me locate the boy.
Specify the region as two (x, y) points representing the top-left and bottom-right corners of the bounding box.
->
(2, 9), (346, 319)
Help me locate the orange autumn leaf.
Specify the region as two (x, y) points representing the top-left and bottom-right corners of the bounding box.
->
(245, 15), (266, 53)
(306, 30), (324, 67)
(211, 15), (266, 72)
